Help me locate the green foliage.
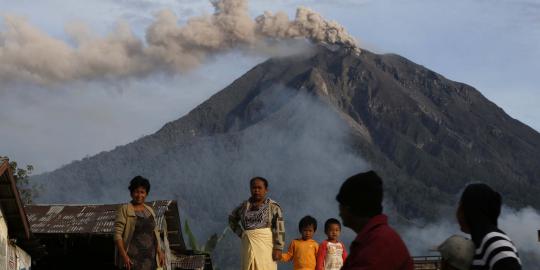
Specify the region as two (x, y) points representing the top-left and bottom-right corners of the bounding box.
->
(184, 219), (200, 251)
(1, 156), (39, 204)
(184, 219), (229, 270)
(184, 219), (229, 254)
(202, 226), (229, 254)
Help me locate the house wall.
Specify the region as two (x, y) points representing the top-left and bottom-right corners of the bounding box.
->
(1, 208), (9, 270)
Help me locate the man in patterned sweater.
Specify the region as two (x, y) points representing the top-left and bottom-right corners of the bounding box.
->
(457, 183), (522, 270)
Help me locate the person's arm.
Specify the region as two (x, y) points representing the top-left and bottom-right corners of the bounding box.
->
(281, 240), (295, 262)
(115, 239), (132, 270)
(228, 203), (244, 238)
(492, 257), (522, 270)
(271, 203), (285, 250)
(114, 205), (132, 269)
(154, 213), (165, 267)
(155, 234), (165, 267)
(341, 242), (348, 262)
(316, 241), (327, 270)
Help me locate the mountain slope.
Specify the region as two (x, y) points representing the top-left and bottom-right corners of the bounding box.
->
(33, 46), (540, 259)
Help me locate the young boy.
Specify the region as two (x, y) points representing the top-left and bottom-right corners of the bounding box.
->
(282, 215), (319, 270)
(316, 218), (348, 270)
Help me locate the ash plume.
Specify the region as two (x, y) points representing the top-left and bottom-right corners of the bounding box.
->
(0, 0), (359, 85)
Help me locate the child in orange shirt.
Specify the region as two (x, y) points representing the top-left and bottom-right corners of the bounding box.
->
(316, 218), (348, 270)
(281, 215), (319, 270)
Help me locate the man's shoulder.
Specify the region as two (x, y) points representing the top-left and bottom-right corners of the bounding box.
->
(348, 224), (413, 269)
(370, 223), (403, 240)
(267, 198), (282, 209)
(361, 223), (410, 254)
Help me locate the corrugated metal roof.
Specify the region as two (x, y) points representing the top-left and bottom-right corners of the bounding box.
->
(171, 254), (207, 270)
(26, 200), (187, 253)
(26, 201), (173, 234)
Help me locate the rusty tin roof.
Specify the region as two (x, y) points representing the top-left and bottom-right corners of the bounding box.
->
(26, 201), (170, 234)
(25, 200), (186, 252)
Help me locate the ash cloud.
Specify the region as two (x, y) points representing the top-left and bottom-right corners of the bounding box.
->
(0, 0), (359, 85)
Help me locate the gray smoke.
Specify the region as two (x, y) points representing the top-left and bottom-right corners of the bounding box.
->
(31, 84), (540, 268)
(0, 0), (359, 85)
(33, 85), (367, 269)
(400, 206), (540, 269)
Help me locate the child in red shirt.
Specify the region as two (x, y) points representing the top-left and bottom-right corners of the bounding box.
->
(316, 218), (347, 270)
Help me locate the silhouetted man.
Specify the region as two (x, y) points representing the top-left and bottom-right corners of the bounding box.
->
(336, 171), (413, 270)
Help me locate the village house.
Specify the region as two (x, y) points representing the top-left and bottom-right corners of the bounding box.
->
(0, 158), (33, 270)
(25, 200), (211, 270)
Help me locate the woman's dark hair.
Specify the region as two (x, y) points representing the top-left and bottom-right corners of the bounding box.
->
(324, 218), (341, 232)
(250, 176), (268, 188)
(129, 175), (151, 193)
(460, 183), (501, 229)
(299, 215), (317, 232)
(336, 170), (383, 218)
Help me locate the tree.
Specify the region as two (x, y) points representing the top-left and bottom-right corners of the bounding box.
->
(1, 156), (38, 204)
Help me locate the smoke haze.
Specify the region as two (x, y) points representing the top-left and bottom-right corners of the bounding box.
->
(401, 206), (540, 269)
(28, 83), (540, 268)
(31, 85), (367, 268)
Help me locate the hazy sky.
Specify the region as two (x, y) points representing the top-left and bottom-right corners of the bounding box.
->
(1, 0), (539, 173)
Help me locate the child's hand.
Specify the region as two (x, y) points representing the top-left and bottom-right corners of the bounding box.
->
(272, 249), (282, 261)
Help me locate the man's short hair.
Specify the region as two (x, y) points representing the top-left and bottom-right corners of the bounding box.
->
(336, 170), (383, 217)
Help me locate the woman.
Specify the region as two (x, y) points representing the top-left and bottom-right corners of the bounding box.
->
(456, 183), (521, 270)
(229, 176), (285, 270)
(114, 176), (165, 270)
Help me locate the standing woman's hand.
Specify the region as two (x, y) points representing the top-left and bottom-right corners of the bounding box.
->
(272, 249), (282, 261)
(122, 254), (133, 270)
(158, 249), (165, 267)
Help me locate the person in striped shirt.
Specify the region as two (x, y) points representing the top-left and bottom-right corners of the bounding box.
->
(456, 183), (522, 270)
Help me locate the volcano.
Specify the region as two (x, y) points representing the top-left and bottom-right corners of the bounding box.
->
(33, 45), (540, 266)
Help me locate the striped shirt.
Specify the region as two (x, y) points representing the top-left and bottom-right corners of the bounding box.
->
(471, 231), (521, 270)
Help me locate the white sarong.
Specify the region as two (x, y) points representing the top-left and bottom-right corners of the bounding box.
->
(241, 228), (277, 270)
